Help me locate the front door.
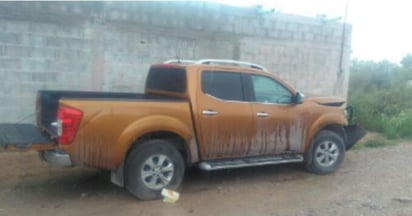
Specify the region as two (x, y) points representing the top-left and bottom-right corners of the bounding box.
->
(247, 74), (305, 155)
(195, 70), (254, 160)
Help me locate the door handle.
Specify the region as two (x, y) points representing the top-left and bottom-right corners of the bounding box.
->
(202, 110), (218, 116)
(256, 112), (268, 117)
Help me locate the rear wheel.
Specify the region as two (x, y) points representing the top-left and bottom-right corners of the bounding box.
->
(125, 139), (185, 200)
(305, 130), (345, 175)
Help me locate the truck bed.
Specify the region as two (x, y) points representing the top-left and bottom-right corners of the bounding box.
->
(37, 90), (184, 134)
(0, 90), (185, 151)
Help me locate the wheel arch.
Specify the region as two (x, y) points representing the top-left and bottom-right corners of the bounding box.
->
(320, 124), (347, 146)
(110, 115), (198, 170)
(126, 131), (191, 166)
(305, 113), (348, 152)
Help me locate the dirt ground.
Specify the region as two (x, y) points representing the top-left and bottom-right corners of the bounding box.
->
(1, 142), (412, 216)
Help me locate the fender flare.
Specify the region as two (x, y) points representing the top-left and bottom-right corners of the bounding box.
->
(304, 113), (348, 152)
(109, 115), (194, 169)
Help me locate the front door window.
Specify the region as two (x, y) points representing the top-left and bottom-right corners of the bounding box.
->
(251, 75), (293, 104)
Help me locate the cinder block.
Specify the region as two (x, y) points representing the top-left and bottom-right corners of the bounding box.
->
(0, 32), (21, 44)
(304, 33), (314, 41)
(280, 31), (293, 40)
(275, 22), (287, 30)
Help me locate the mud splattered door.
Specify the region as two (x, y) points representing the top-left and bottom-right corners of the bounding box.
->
(195, 70), (254, 160)
(248, 74), (304, 155)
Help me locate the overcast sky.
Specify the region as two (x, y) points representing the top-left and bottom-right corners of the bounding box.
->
(214, 0), (412, 63)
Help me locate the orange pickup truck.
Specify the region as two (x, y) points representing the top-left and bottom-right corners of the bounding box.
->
(0, 59), (365, 200)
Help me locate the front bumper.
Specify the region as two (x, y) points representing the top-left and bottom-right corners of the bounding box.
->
(344, 125), (366, 150)
(39, 149), (73, 167)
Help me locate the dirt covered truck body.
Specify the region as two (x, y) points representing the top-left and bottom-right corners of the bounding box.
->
(0, 59), (365, 200)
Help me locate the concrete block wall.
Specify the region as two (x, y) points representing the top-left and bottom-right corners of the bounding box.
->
(0, 2), (351, 123)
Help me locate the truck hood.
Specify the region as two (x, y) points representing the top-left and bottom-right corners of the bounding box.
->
(304, 93), (346, 107)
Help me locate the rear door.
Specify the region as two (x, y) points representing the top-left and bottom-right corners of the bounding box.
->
(246, 74), (305, 155)
(195, 70), (254, 160)
(0, 123), (55, 152)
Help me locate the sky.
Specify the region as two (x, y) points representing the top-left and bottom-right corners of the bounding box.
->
(214, 0), (412, 63)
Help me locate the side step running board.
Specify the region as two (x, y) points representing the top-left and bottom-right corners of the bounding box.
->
(199, 154), (304, 171)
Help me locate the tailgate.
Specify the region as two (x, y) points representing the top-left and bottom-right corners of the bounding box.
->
(0, 123), (56, 152)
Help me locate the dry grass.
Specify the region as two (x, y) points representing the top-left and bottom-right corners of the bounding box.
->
(352, 132), (398, 150)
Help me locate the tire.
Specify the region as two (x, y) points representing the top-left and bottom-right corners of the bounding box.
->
(125, 139), (185, 200)
(304, 130), (345, 175)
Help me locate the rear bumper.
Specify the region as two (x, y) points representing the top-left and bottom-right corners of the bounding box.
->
(344, 125), (366, 150)
(39, 149), (73, 167)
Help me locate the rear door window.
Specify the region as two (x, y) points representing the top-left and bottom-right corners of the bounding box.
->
(201, 71), (244, 101)
(146, 66), (186, 93)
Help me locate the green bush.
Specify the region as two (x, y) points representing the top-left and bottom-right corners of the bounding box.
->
(386, 111), (412, 139)
(349, 56), (412, 140)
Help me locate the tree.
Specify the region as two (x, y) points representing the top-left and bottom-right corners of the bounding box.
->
(401, 53), (412, 69)
(349, 59), (397, 93)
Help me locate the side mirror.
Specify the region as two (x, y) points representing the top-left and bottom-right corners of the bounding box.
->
(294, 92), (305, 104)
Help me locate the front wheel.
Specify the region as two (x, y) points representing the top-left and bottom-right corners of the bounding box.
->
(305, 130), (345, 175)
(125, 139), (185, 200)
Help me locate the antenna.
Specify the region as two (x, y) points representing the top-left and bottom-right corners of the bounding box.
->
(333, 0), (349, 96)
(338, 0), (349, 78)
(176, 54), (181, 64)
(174, 37), (181, 64)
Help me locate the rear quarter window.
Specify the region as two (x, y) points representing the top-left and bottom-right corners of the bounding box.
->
(146, 66), (186, 93)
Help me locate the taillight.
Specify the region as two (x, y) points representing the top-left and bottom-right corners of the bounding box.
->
(57, 105), (83, 144)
